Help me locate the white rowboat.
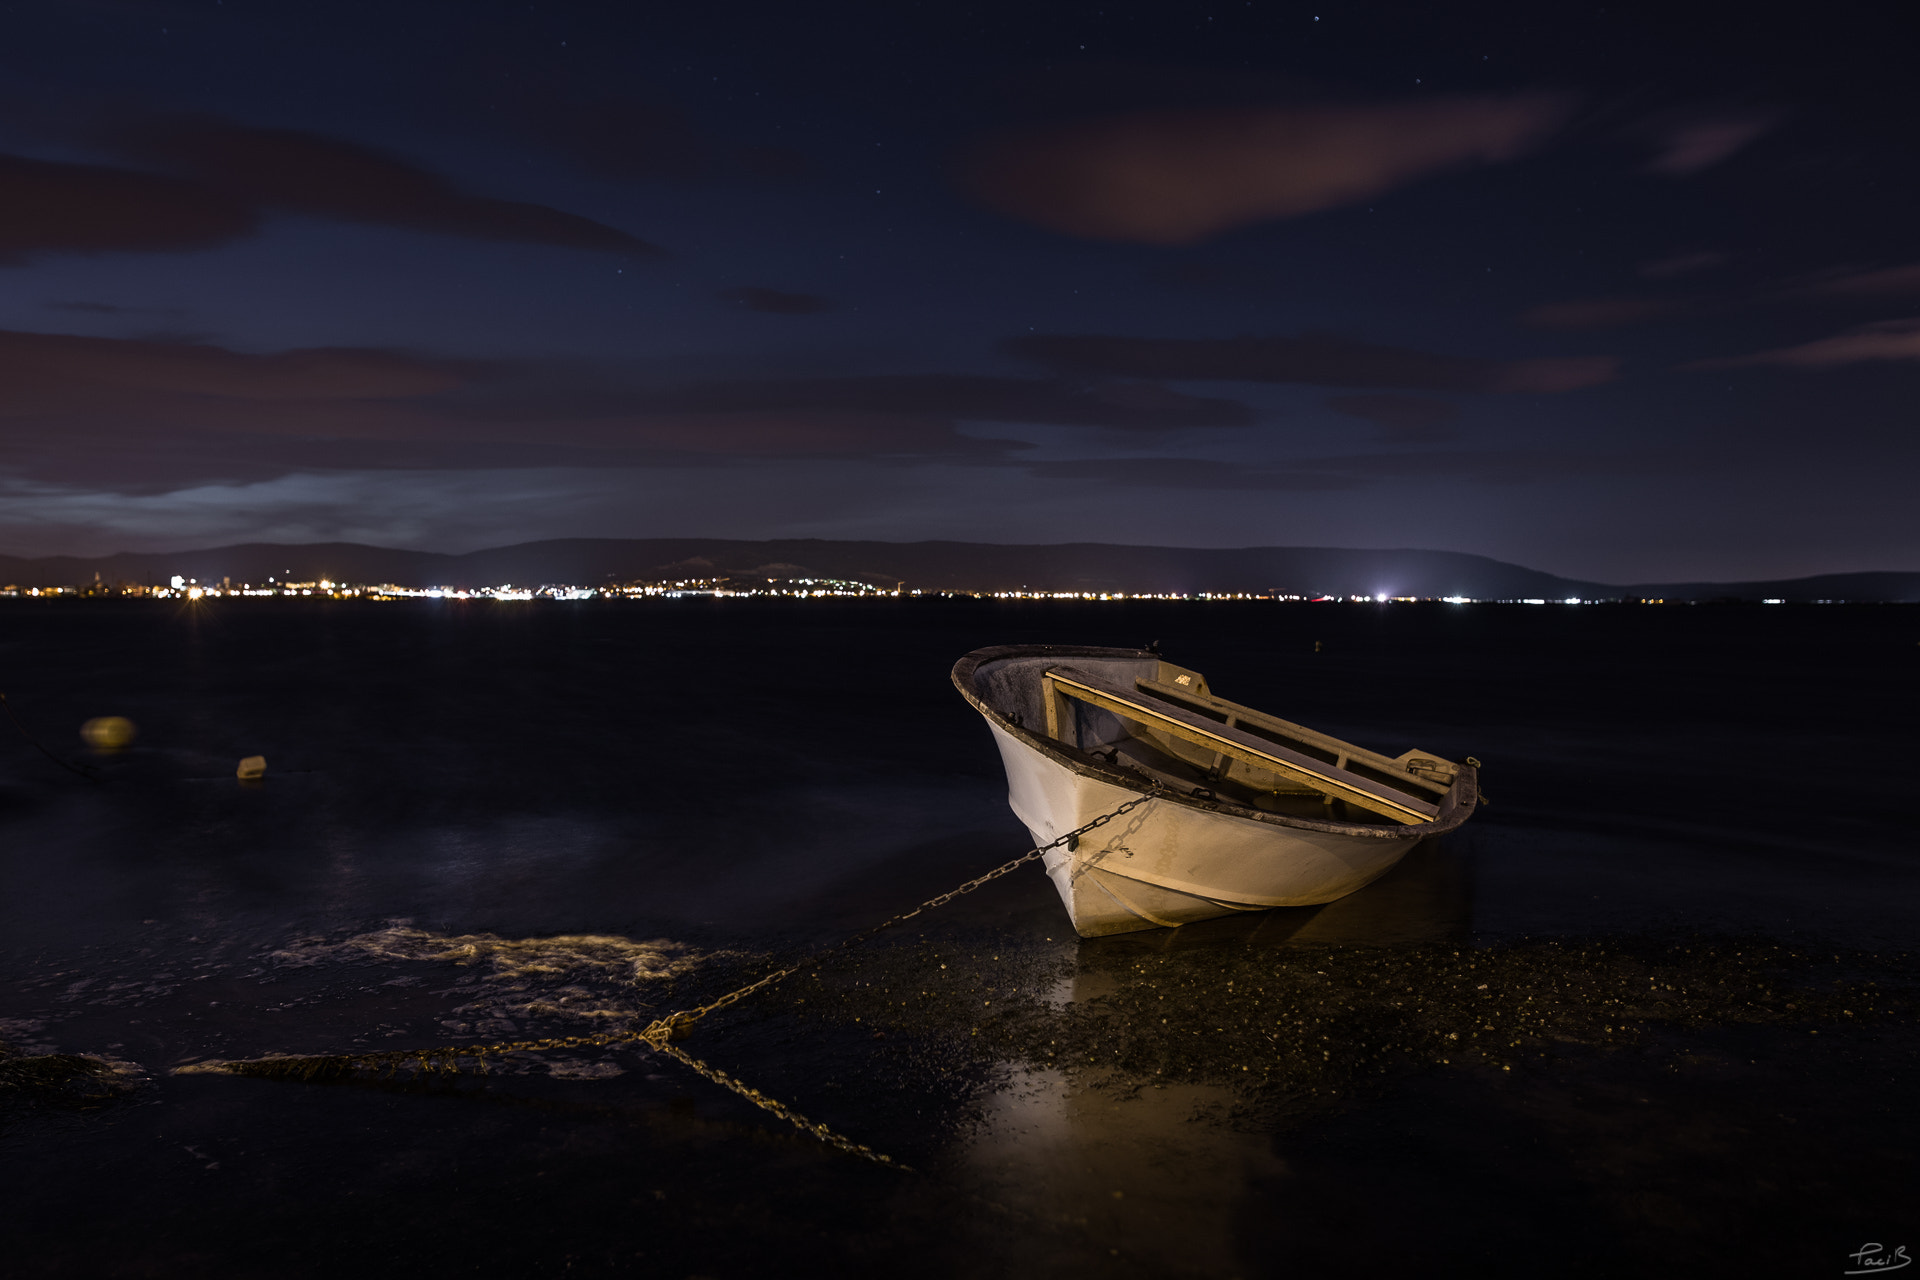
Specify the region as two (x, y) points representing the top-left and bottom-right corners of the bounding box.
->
(952, 645), (1480, 936)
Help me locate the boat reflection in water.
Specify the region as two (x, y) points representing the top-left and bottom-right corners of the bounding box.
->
(961, 838), (1471, 1275)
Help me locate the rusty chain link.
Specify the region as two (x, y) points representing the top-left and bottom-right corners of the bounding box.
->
(178, 789), (1164, 1166)
(653, 1042), (908, 1168)
(661, 788), (1162, 1036)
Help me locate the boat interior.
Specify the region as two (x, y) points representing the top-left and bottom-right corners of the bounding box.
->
(975, 652), (1460, 827)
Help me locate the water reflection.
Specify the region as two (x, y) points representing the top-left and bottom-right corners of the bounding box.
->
(958, 839), (1471, 1277)
(964, 1070), (1282, 1277)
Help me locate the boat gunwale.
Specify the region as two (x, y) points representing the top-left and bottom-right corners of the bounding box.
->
(951, 643), (1479, 841)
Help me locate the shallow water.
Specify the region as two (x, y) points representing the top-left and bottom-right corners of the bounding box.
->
(1, 599), (1915, 1277)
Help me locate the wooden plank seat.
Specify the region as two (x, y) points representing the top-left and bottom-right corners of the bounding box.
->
(1135, 675), (1458, 796)
(1042, 665), (1442, 826)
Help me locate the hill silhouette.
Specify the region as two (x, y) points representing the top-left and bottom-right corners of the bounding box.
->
(3, 538), (1915, 602)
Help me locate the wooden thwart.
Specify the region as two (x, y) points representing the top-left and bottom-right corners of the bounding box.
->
(1136, 676), (1455, 797)
(1043, 666), (1439, 825)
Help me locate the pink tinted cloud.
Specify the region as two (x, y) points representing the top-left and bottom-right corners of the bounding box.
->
(960, 93), (1573, 243)
(0, 152), (256, 264)
(1005, 331), (1617, 394)
(0, 328), (465, 403)
(1805, 264), (1920, 298)
(1646, 110), (1781, 175)
(112, 117), (664, 255)
(1689, 318), (1920, 370)
(3, 115), (665, 263)
(654, 372), (1251, 430)
(0, 330), (1105, 488)
(0, 330), (1002, 452)
(1525, 261), (1920, 333)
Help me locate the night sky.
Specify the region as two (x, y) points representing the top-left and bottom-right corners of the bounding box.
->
(3, 0), (1915, 581)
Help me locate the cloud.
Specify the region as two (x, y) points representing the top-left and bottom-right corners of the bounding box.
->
(1301, 448), (1682, 485)
(0, 151), (256, 264)
(9, 330), (1302, 490)
(43, 301), (187, 318)
(1803, 264), (1920, 299)
(0, 468), (673, 560)
(1, 115), (663, 263)
(1324, 394), (1460, 442)
(720, 287), (833, 315)
(1645, 109), (1782, 175)
(652, 373), (1254, 431)
(1022, 443), (1686, 494)
(1004, 332), (1617, 393)
(1026, 457), (1362, 491)
(113, 117), (663, 255)
(569, 412), (1013, 459)
(958, 94), (1572, 243)
(0, 328), (466, 403)
(1524, 261), (1920, 332)
(1688, 318), (1920, 370)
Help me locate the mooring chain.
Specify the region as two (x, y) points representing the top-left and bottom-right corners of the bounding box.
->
(653, 1042), (908, 1168)
(176, 788), (1163, 1165)
(656, 788), (1162, 1041)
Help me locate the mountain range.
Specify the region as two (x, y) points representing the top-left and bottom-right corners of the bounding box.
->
(3, 539), (1916, 602)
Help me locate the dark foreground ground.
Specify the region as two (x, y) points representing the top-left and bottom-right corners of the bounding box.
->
(2, 598), (1915, 1277)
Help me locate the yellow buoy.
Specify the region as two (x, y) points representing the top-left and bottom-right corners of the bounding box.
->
(236, 755), (267, 780)
(80, 717), (138, 752)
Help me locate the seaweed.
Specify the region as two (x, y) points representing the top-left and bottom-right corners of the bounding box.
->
(783, 933), (1920, 1126)
(0, 1039), (142, 1108)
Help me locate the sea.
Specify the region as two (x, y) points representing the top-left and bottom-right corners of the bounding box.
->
(1, 597), (1914, 1278)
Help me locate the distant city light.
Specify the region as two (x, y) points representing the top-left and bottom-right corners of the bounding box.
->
(0, 578), (1850, 606)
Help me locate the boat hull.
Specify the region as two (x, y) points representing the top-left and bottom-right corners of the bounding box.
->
(988, 723), (1427, 937)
